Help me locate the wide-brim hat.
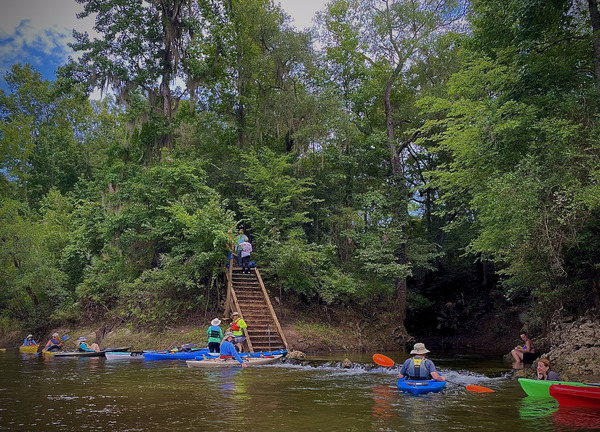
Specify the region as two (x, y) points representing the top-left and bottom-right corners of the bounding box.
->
(410, 343), (430, 355)
(27, 334), (33, 338)
(77, 337), (86, 342)
(52, 332), (59, 337)
(232, 312), (239, 316)
(223, 332), (234, 339)
(211, 318), (221, 326)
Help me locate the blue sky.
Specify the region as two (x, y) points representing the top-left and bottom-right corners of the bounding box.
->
(0, 0), (328, 95)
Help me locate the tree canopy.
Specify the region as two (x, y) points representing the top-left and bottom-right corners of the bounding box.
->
(2, 0), (600, 339)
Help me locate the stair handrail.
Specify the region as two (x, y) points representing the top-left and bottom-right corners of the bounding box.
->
(254, 268), (289, 350)
(230, 281), (254, 353)
(224, 257), (234, 319)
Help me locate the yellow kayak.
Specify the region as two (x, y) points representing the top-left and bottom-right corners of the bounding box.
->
(19, 345), (39, 353)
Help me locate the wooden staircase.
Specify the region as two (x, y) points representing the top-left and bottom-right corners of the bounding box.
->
(224, 264), (288, 353)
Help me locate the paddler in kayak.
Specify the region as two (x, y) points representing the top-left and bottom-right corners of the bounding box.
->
(537, 358), (560, 381)
(43, 332), (63, 352)
(220, 332), (248, 368)
(398, 342), (445, 382)
(77, 337), (101, 352)
(23, 334), (37, 346)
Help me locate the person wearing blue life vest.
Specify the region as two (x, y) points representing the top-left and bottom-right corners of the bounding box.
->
(220, 332), (248, 368)
(207, 318), (223, 353)
(43, 332), (63, 351)
(23, 334), (37, 346)
(77, 337), (100, 352)
(398, 342), (445, 382)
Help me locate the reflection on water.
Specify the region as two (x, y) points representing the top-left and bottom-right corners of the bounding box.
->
(519, 395), (558, 420)
(2, 350), (599, 431)
(554, 407), (600, 430)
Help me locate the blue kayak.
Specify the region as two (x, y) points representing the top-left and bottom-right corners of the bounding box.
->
(143, 348), (210, 360)
(193, 349), (288, 360)
(397, 378), (446, 394)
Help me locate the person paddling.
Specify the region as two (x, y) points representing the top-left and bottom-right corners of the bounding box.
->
(43, 332), (63, 352)
(398, 342), (445, 382)
(219, 332), (248, 368)
(23, 334), (37, 346)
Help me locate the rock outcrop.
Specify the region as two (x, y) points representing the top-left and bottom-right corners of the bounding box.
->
(541, 309), (600, 381)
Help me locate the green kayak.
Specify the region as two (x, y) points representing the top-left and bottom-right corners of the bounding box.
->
(518, 378), (590, 397)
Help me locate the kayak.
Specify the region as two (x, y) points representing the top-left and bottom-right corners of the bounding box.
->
(53, 346), (132, 358)
(19, 345), (39, 354)
(397, 378), (446, 394)
(104, 351), (147, 361)
(143, 348), (210, 361)
(549, 384), (600, 407)
(186, 354), (284, 368)
(518, 378), (590, 397)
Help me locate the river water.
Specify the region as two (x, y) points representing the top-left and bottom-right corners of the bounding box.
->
(1, 350), (598, 431)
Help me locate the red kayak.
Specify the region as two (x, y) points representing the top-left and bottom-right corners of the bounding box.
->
(549, 384), (600, 407)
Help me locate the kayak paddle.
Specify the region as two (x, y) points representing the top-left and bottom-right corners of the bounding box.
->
(372, 353), (494, 393)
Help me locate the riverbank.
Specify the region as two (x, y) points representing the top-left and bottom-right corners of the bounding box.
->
(2, 307), (597, 382)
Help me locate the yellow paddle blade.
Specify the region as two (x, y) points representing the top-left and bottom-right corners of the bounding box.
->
(466, 384), (495, 393)
(373, 354), (395, 367)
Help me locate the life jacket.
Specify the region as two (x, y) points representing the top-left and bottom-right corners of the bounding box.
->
(231, 319), (240, 332)
(406, 357), (431, 380)
(50, 338), (60, 345)
(208, 325), (221, 342)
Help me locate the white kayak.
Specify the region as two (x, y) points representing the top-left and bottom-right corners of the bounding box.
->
(186, 354), (284, 368)
(104, 351), (146, 360)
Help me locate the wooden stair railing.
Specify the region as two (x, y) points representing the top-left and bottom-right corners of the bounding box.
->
(225, 264), (288, 353)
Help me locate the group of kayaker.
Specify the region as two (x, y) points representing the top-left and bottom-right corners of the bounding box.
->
(399, 339), (561, 384)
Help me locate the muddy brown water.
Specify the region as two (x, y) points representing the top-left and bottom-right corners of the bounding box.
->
(1, 350), (598, 431)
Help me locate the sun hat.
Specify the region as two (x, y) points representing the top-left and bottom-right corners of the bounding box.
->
(77, 337), (87, 342)
(211, 318), (221, 326)
(223, 332), (234, 339)
(232, 312), (239, 316)
(410, 343), (430, 355)
(52, 332), (59, 337)
(27, 334), (33, 338)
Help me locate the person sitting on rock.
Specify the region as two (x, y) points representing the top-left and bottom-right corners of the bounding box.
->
(511, 332), (536, 363)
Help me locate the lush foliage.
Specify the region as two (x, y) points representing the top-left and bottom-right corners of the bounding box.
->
(2, 0), (600, 337)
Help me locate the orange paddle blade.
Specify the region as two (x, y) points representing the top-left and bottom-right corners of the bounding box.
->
(465, 385), (495, 393)
(373, 354), (395, 367)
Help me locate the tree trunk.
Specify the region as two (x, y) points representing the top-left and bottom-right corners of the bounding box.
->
(589, 0), (600, 86)
(384, 73), (409, 333)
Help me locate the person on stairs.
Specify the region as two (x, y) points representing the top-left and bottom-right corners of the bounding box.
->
(240, 238), (252, 274)
(235, 228), (249, 267)
(229, 312), (247, 352)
